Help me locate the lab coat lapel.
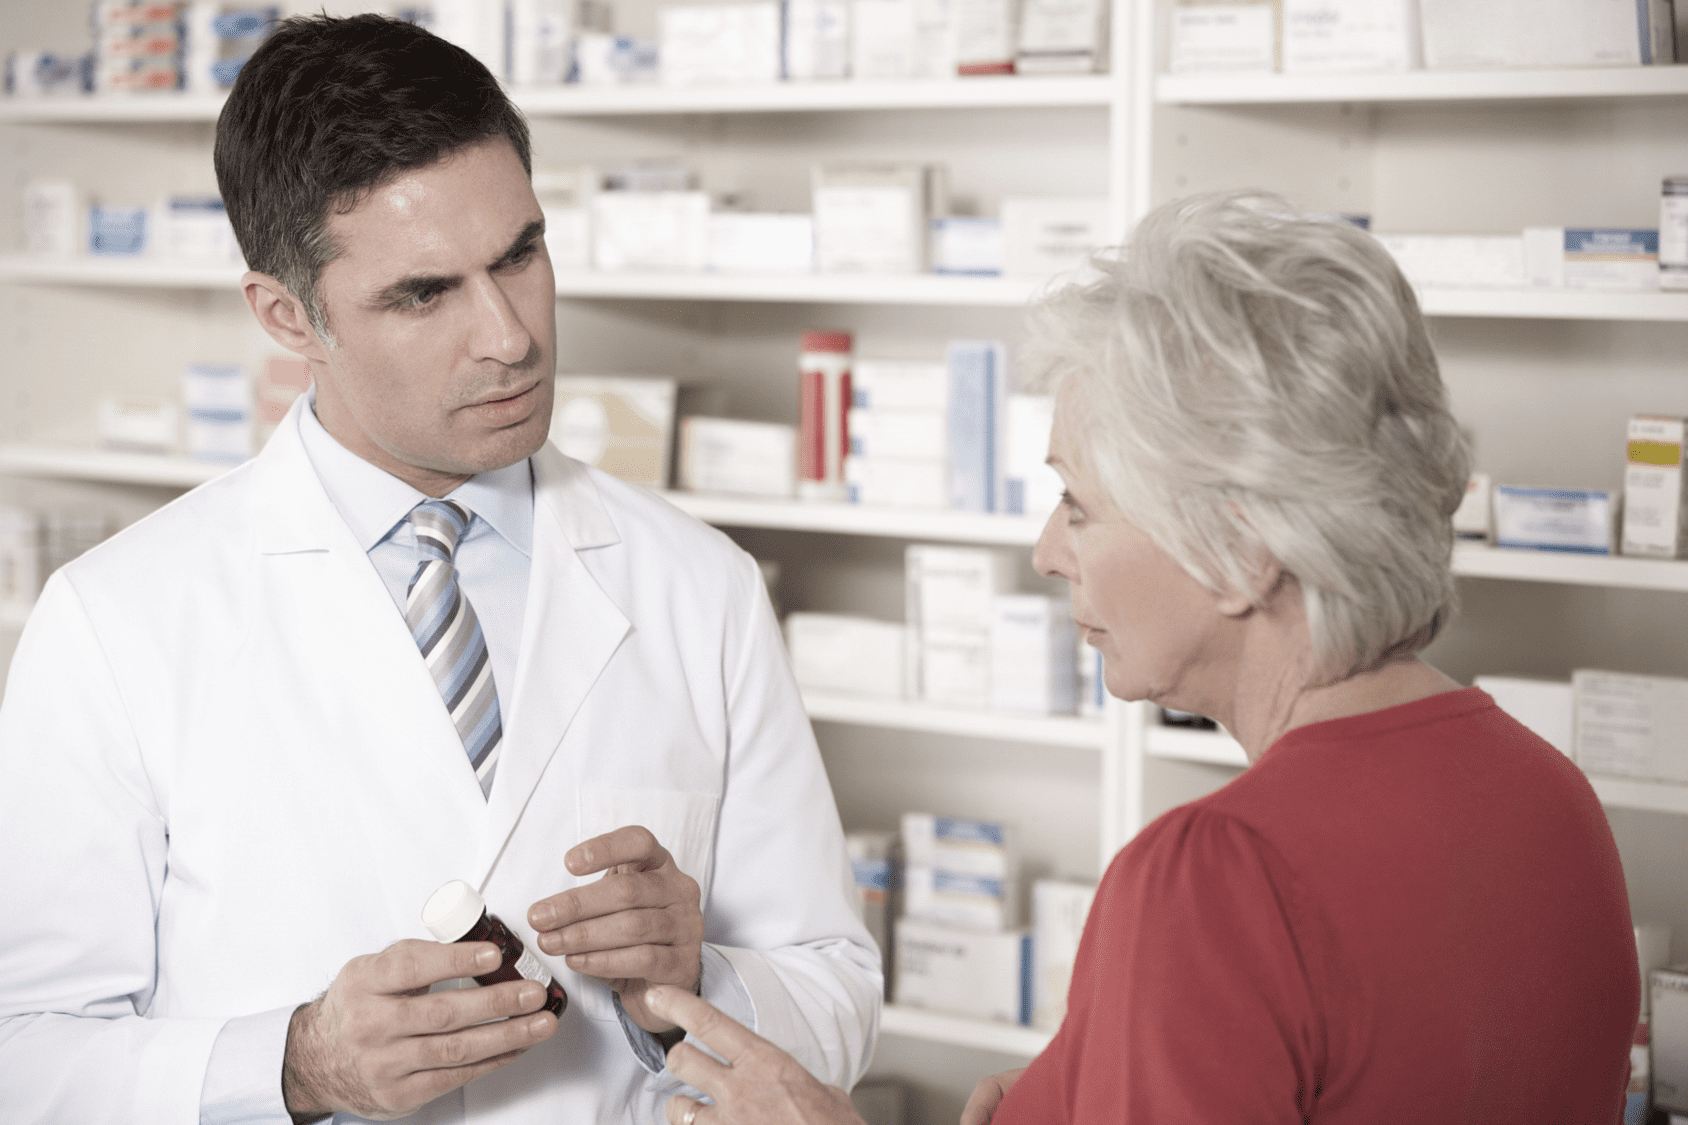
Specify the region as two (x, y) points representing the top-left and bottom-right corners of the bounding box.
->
(251, 398), (489, 816)
(474, 446), (629, 886)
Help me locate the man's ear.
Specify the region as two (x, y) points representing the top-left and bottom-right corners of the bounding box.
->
(242, 271), (328, 363)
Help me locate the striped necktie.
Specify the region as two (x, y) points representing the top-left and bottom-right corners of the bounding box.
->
(406, 499), (501, 798)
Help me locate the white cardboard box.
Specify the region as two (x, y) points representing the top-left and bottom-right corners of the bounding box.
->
(679, 417), (798, 497)
(931, 217), (1004, 276)
(1622, 415), (1688, 559)
(1374, 235), (1525, 290)
(592, 192), (710, 272)
(852, 360), (949, 412)
(894, 917), (1030, 1023)
(1654, 964), (1688, 1114)
(1420, 0), (1650, 68)
(904, 864), (1017, 931)
(1281, 0), (1417, 73)
(707, 213), (815, 274)
(1574, 670), (1688, 785)
(1032, 879), (1095, 1029)
(848, 408), (947, 460)
(1452, 471), (1491, 540)
(954, 0), (1021, 73)
(1000, 196), (1108, 277)
(844, 456), (949, 509)
(1015, 0), (1106, 73)
(659, 3), (783, 84)
(905, 544), (1017, 637)
(1492, 486), (1614, 555)
(1167, 2), (1278, 74)
(1004, 393), (1062, 520)
(902, 811), (1014, 875)
(785, 613), (906, 699)
(1473, 675), (1572, 757)
(814, 164), (941, 275)
(785, 0), (851, 78)
(991, 594), (1078, 715)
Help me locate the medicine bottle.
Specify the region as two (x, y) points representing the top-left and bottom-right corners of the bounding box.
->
(422, 879), (568, 1016)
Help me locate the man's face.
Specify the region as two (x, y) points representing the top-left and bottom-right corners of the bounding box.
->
(310, 137), (556, 494)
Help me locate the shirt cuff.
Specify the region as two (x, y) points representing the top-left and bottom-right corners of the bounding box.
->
(617, 944), (754, 1076)
(199, 1005), (296, 1125)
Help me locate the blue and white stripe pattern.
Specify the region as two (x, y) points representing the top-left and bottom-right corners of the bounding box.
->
(406, 499), (501, 797)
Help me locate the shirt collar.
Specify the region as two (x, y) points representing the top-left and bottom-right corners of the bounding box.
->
(297, 387), (533, 556)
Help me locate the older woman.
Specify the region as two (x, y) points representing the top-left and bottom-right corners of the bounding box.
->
(642, 191), (1639, 1124)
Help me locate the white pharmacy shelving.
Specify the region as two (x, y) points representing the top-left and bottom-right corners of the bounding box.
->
(802, 689), (1105, 751)
(1154, 65), (1688, 107)
(879, 1004), (1055, 1058)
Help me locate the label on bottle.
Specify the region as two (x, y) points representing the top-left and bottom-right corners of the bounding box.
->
(513, 945), (553, 987)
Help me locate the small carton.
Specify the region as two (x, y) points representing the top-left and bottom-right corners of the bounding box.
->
(1492, 486), (1614, 555)
(894, 917), (1030, 1024)
(1653, 964), (1688, 1114)
(1573, 670), (1688, 784)
(1622, 415), (1688, 559)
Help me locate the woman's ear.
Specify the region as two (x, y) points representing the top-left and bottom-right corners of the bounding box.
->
(1215, 553), (1287, 618)
(242, 271), (328, 363)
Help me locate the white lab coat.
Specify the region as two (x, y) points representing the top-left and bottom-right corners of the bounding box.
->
(0, 397), (881, 1124)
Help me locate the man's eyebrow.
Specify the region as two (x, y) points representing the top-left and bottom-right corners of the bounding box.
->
(369, 219), (547, 307)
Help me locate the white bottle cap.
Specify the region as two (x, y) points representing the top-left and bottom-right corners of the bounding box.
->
(422, 879), (485, 943)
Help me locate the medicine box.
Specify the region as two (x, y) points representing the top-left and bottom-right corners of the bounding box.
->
(849, 409), (946, 461)
(591, 192), (710, 272)
(1525, 228), (1662, 292)
(1451, 472), (1491, 540)
(931, 217), (1005, 277)
(182, 363), (253, 462)
(678, 417), (798, 498)
(1032, 879), (1095, 1029)
(904, 865), (1017, 931)
(1004, 393), (1062, 520)
(1420, 0), (1662, 68)
(905, 545), (1017, 638)
(920, 635), (993, 708)
(813, 163), (943, 275)
(659, 3), (783, 85)
(707, 213), (815, 274)
(847, 830), (899, 995)
(1280, 0), (1416, 72)
(894, 917), (1030, 1024)
(1168, 1), (1278, 73)
(1492, 486), (1614, 555)
(95, 396), (177, 454)
(1000, 197), (1109, 278)
(1638, 924), (1675, 1019)
(785, 613), (906, 699)
(1622, 415), (1688, 560)
(24, 180), (79, 257)
(157, 194), (241, 263)
(1016, 0), (1107, 74)
(0, 507), (43, 616)
(506, 0), (579, 85)
(784, 0), (851, 78)
(574, 33), (661, 84)
(1574, 670), (1688, 785)
(844, 456), (948, 509)
(991, 594), (1078, 715)
(947, 340), (1007, 514)
(954, 0), (1022, 74)
(89, 206), (147, 256)
(1655, 965), (1688, 1114)
(1473, 675), (1572, 757)
(853, 360), (949, 412)
(902, 812), (1014, 876)
(851, 0), (957, 79)
(1374, 235), (1525, 290)
(552, 375), (678, 489)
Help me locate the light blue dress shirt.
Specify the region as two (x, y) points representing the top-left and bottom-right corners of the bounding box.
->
(198, 398), (746, 1123)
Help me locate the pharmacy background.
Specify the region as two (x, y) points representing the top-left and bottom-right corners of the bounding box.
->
(3, 0), (1688, 1122)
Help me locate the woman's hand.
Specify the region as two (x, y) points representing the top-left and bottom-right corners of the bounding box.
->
(645, 984), (864, 1125)
(960, 1068), (1026, 1125)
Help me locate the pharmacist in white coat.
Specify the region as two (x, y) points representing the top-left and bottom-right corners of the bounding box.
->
(0, 14), (878, 1124)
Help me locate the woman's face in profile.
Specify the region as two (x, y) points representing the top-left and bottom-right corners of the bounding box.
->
(1035, 385), (1234, 710)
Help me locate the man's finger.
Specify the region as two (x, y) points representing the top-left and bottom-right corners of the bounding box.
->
(533, 870), (692, 935)
(398, 979), (548, 1036)
(663, 1041), (733, 1100)
(369, 939), (501, 994)
(665, 1094), (709, 1125)
(564, 824), (667, 877)
(646, 985), (764, 1066)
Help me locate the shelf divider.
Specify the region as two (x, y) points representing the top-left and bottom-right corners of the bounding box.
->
(879, 1004), (1054, 1056)
(803, 690), (1104, 750)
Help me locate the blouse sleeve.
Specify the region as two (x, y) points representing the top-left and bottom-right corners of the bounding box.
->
(995, 806), (1324, 1125)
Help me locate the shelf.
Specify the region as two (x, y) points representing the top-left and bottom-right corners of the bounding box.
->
(0, 257), (1053, 308)
(1145, 725), (1249, 768)
(663, 492), (1047, 545)
(1452, 544), (1688, 592)
(0, 255), (243, 289)
(802, 689), (1104, 750)
(515, 74), (1115, 115)
(1417, 287), (1688, 322)
(879, 1004), (1053, 1056)
(0, 76), (1113, 124)
(0, 444), (233, 488)
(555, 271), (1049, 307)
(1156, 65), (1688, 106)
(1585, 775), (1688, 817)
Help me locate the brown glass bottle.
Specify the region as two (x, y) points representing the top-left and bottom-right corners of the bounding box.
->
(422, 879), (567, 1017)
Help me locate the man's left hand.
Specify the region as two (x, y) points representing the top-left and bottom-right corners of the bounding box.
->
(528, 825), (704, 1033)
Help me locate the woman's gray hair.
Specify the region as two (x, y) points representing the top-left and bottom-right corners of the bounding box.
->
(1027, 190), (1470, 683)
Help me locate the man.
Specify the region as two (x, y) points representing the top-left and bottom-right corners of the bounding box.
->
(0, 15), (879, 1123)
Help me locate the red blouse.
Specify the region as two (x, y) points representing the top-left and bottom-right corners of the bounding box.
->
(996, 688), (1637, 1124)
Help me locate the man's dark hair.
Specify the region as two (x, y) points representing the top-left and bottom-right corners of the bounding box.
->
(214, 14), (532, 340)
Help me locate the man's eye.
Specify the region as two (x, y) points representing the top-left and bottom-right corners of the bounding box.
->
(499, 243), (539, 270)
(394, 287), (445, 311)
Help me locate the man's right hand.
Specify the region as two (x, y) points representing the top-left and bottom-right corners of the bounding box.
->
(282, 938), (559, 1123)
